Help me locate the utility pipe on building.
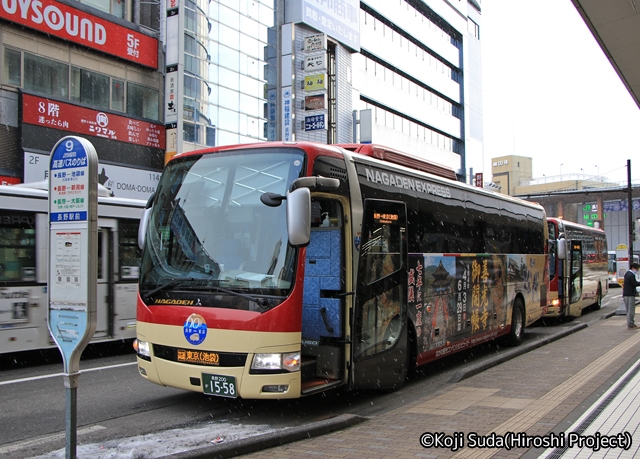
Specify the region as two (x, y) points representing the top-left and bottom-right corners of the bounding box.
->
(628, 159), (634, 262)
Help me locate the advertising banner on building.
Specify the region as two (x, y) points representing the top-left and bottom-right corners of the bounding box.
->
(287, 0), (360, 51)
(0, 0), (158, 68)
(22, 94), (164, 149)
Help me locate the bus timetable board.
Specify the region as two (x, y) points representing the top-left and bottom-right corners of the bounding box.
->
(48, 136), (98, 374)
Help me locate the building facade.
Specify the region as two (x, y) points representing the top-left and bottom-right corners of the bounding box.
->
(0, 0), (164, 199)
(1, 0), (485, 195)
(491, 154), (640, 253)
(165, 0), (484, 180)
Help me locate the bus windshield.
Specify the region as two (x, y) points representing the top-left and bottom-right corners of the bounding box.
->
(139, 148), (305, 309)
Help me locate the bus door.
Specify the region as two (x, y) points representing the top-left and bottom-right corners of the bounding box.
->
(567, 240), (583, 315)
(351, 199), (408, 390)
(95, 218), (117, 338)
(300, 198), (347, 394)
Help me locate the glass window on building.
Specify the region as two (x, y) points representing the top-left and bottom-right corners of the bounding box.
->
(23, 53), (69, 98)
(71, 67), (110, 109)
(112, 79), (125, 112)
(4, 47), (21, 86)
(79, 0), (124, 19)
(127, 82), (160, 121)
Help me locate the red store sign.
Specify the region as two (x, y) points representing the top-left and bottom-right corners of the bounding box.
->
(23, 93), (165, 149)
(0, 0), (158, 68)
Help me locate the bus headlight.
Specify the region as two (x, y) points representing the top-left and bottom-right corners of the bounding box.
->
(251, 352), (300, 373)
(134, 339), (151, 360)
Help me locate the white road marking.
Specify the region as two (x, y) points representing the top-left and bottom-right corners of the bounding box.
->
(0, 425), (106, 455)
(0, 362), (137, 386)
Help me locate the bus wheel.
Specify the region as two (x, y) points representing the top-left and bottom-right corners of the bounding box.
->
(507, 299), (525, 346)
(594, 284), (602, 310)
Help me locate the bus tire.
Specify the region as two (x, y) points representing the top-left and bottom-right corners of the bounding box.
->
(594, 284), (602, 310)
(506, 298), (525, 346)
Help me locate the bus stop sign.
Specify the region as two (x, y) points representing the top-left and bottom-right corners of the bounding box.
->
(47, 136), (98, 375)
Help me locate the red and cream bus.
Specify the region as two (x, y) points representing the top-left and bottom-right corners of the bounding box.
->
(134, 142), (549, 399)
(546, 217), (608, 318)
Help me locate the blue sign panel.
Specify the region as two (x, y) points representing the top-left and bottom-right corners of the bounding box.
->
(50, 138), (90, 223)
(305, 114), (326, 131)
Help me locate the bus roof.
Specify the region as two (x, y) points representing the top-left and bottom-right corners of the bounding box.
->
(547, 217), (606, 234)
(335, 144), (457, 180)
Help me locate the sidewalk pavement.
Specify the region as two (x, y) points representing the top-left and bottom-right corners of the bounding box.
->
(166, 303), (640, 459)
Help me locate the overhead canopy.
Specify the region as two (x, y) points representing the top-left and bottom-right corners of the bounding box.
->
(572, 0), (640, 109)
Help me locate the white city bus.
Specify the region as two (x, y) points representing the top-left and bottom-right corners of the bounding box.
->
(0, 182), (145, 354)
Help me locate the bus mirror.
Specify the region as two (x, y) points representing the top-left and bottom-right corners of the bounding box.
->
(557, 238), (567, 260)
(138, 207), (152, 249)
(260, 192), (285, 207)
(286, 187), (311, 247)
(290, 177), (340, 192)
(138, 193), (155, 249)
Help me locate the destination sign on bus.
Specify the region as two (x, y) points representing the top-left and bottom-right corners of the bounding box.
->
(373, 212), (398, 224)
(177, 349), (220, 366)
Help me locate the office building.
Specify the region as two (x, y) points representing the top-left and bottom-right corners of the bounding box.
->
(1, 0), (484, 193)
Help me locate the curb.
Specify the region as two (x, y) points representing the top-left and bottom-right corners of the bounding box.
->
(448, 322), (589, 383)
(159, 413), (368, 459)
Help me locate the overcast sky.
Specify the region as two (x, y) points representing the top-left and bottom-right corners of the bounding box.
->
(480, 0), (640, 185)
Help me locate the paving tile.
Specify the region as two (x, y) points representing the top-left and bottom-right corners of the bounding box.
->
(238, 319), (640, 459)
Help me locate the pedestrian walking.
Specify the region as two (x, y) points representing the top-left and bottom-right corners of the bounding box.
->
(623, 262), (640, 329)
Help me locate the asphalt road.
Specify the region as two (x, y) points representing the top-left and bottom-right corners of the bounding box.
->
(0, 286), (623, 458)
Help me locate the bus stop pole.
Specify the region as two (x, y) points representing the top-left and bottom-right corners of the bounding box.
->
(64, 373), (80, 459)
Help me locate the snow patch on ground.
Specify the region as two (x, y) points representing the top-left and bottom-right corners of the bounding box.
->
(30, 422), (276, 459)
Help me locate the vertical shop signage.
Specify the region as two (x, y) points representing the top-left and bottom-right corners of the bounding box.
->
(304, 34), (327, 52)
(301, 34), (327, 134)
(164, 0), (182, 162)
(304, 73), (326, 92)
(304, 114), (325, 131)
(282, 88), (293, 141)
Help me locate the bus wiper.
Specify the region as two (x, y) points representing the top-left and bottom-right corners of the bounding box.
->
(144, 279), (269, 309)
(210, 285), (269, 309)
(143, 277), (198, 302)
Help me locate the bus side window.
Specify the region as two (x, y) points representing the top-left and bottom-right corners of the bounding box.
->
(119, 219), (142, 279)
(0, 211), (36, 282)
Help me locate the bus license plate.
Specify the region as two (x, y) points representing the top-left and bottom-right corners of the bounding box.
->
(202, 373), (237, 398)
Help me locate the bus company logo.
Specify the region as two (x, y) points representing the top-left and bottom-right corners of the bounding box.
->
(154, 298), (194, 305)
(184, 313), (207, 345)
(364, 168), (451, 198)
